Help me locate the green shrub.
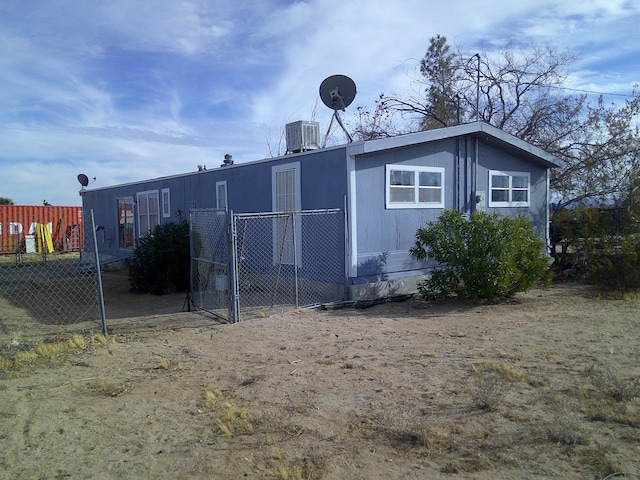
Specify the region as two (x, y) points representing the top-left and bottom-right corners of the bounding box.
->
(409, 210), (549, 301)
(577, 234), (640, 290)
(551, 202), (640, 290)
(128, 216), (190, 295)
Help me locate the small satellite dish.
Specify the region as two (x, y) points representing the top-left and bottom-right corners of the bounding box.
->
(319, 75), (356, 145)
(319, 75), (357, 111)
(77, 174), (89, 187)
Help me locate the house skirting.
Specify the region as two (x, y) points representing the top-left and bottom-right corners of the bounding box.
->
(347, 274), (430, 301)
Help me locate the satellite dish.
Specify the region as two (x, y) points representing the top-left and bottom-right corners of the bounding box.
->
(319, 75), (357, 111)
(77, 174), (89, 187)
(319, 75), (356, 145)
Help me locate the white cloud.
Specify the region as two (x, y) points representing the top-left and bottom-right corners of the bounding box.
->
(96, 0), (233, 56)
(0, 0), (639, 206)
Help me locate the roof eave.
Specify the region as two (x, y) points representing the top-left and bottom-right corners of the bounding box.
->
(350, 121), (563, 168)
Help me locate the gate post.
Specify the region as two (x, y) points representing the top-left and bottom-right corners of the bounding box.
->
(90, 209), (107, 336)
(228, 210), (240, 323)
(292, 212), (300, 309)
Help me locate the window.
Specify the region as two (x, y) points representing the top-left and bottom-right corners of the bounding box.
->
(162, 188), (171, 218)
(489, 171), (530, 207)
(274, 168), (297, 212)
(272, 162), (301, 265)
(216, 181), (228, 210)
(137, 190), (160, 236)
(116, 197), (134, 249)
(386, 165), (444, 209)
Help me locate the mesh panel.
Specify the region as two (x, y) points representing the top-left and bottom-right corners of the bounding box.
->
(233, 209), (346, 320)
(189, 208), (346, 322)
(190, 209), (231, 321)
(0, 209), (104, 358)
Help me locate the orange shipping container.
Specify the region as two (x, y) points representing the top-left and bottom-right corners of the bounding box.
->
(0, 205), (83, 254)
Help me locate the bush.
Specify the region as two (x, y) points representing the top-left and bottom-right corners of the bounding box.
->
(551, 203), (640, 290)
(409, 210), (550, 301)
(128, 216), (190, 295)
(577, 234), (640, 290)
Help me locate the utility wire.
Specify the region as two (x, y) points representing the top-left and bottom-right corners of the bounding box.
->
(546, 84), (636, 97)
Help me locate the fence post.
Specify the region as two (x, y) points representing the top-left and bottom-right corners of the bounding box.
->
(90, 209), (107, 336)
(188, 209), (194, 308)
(343, 197), (349, 301)
(292, 212), (300, 309)
(228, 210), (240, 323)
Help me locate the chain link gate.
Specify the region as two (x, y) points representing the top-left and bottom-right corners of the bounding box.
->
(190, 208), (346, 322)
(190, 209), (231, 320)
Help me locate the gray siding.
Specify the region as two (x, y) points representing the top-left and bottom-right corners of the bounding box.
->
(351, 139), (458, 283)
(350, 136), (550, 284)
(82, 147), (349, 259)
(477, 143), (549, 238)
(80, 123), (556, 293)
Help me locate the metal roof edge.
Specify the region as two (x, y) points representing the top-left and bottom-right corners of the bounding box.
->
(81, 123), (562, 196)
(359, 121), (562, 168)
(81, 143), (351, 194)
(477, 122), (563, 168)
(361, 123), (479, 153)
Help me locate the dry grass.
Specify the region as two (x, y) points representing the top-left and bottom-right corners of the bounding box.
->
(269, 447), (326, 480)
(469, 362), (522, 411)
(78, 380), (131, 397)
(544, 411), (591, 446)
(373, 358), (640, 476)
(203, 389), (255, 437)
(0, 333), (115, 373)
(243, 446), (326, 480)
(572, 364), (640, 430)
(581, 443), (625, 477)
(199, 389), (327, 477)
(1, 283), (639, 479)
(583, 364), (640, 402)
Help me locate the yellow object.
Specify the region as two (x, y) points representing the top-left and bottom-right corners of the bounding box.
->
(36, 223), (54, 253)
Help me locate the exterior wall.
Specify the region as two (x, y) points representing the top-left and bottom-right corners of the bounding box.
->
(476, 142), (549, 239)
(0, 205), (83, 254)
(79, 124), (556, 301)
(348, 135), (552, 298)
(351, 138), (458, 285)
(80, 148), (349, 260)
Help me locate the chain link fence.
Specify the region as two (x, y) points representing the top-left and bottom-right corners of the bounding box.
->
(190, 208), (347, 322)
(0, 209), (105, 359)
(190, 209), (230, 320)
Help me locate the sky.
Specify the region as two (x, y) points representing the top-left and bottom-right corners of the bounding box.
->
(1, 0), (639, 206)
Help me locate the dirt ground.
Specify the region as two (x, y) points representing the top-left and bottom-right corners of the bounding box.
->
(1, 272), (639, 479)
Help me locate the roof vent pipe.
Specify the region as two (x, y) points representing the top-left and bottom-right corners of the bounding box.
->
(221, 154), (233, 167)
(197, 165), (207, 171)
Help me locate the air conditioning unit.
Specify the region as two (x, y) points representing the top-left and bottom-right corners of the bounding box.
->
(285, 121), (320, 153)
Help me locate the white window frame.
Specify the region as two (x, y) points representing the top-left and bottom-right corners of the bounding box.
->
(385, 165), (445, 209)
(488, 170), (530, 207)
(161, 188), (171, 218)
(216, 181), (228, 211)
(137, 190), (160, 236)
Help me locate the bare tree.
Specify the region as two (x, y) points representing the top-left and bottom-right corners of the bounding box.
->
(379, 36), (464, 129)
(379, 36), (640, 215)
(347, 94), (403, 141)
